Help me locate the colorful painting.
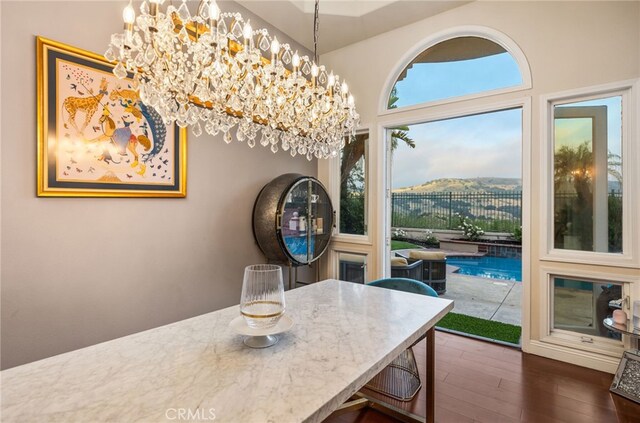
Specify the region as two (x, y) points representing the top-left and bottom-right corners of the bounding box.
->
(37, 37), (186, 197)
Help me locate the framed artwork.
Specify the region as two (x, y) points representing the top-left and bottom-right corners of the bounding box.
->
(610, 351), (640, 404)
(37, 37), (187, 197)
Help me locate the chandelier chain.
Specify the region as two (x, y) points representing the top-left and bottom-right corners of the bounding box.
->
(314, 0), (320, 64)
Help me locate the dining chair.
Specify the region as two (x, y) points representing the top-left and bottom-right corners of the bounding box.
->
(365, 277), (438, 401)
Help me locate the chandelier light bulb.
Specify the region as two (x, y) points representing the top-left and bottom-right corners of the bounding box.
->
(311, 63), (319, 78)
(122, 2), (135, 24)
(292, 51), (300, 68)
(327, 72), (335, 87)
(209, 0), (220, 21)
(348, 94), (354, 107)
(243, 21), (253, 40)
(270, 37), (280, 55)
(341, 82), (349, 94)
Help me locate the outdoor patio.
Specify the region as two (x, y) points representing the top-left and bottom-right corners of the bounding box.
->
(441, 270), (521, 326)
(393, 248), (522, 326)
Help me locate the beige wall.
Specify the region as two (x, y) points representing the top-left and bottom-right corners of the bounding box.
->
(0, 1), (315, 369)
(323, 1), (640, 118)
(320, 1), (640, 371)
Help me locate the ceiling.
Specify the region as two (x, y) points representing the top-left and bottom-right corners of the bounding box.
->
(234, 1), (472, 55)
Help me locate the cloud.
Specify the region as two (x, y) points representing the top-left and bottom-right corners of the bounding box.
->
(392, 109), (522, 188)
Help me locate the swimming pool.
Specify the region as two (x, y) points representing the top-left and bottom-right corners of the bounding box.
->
(447, 256), (522, 282)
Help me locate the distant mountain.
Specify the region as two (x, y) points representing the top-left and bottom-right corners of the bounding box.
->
(394, 177), (522, 193)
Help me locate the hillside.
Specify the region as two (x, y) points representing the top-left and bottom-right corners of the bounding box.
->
(394, 177), (522, 193)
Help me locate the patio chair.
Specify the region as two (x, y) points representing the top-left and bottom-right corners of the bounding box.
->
(397, 250), (447, 294)
(390, 257), (423, 281)
(364, 277), (438, 401)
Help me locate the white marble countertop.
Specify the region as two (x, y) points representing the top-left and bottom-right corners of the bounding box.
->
(1, 279), (453, 423)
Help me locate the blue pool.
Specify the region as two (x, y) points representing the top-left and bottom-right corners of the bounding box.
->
(447, 256), (522, 282)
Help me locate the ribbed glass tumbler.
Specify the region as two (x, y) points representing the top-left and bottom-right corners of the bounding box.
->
(240, 264), (285, 330)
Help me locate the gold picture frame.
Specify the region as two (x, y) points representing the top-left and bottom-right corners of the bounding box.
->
(37, 36), (187, 197)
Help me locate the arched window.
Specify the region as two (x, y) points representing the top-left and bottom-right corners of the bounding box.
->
(388, 36), (524, 109)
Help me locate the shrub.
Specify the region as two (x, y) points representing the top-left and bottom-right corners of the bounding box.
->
(456, 214), (485, 241)
(511, 226), (522, 243)
(421, 229), (439, 246)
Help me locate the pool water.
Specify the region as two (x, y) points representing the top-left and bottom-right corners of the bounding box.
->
(447, 256), (522, 282)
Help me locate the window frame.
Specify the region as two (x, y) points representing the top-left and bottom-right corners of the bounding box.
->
(332, 127), (372, 243)
(378, 26), (532, 116)
(540, 80), (639, 268)
(539, 265), (635, 357)
(335, 250), (369, 284)
(378, 96), (531, 285)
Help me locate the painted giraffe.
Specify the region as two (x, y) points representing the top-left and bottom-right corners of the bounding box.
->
(63, 77), (109, 134)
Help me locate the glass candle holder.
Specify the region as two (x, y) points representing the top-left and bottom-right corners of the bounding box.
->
(240, 264), (285, 329)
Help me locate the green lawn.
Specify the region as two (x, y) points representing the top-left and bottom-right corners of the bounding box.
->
(390, 240), (421, 251)
(436, 312), (521, 345)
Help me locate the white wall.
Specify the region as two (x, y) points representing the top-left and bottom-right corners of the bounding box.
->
(0, 1), (315, 369)
(320, 1), (640, 372)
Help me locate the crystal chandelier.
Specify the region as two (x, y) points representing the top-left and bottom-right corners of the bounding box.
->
(106, 0), (359, 160)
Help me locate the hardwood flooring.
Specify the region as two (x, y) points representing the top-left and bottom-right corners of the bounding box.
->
(324, 331), (640, 423)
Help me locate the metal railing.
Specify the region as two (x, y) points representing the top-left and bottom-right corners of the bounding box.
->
(391, 191), (523, 233)
(392, 190), (622, 234)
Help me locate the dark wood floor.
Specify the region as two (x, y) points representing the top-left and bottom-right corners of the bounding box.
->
(324, 331), (640, 423)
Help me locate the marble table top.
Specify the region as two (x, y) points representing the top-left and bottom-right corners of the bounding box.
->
(1, 279), (453, 423)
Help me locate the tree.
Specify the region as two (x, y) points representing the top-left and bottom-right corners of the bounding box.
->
(339, 133), (367, 234)
(338, 88), (416, 234)
(340, 87), (415, 185)
(553, 141), (594, 251)
(553, 141), (622, 252)
(607, 151), (622, 186)
(339, 156), (366, 234)
(387, 87), (415, 151)
(607, 151), (622, 252)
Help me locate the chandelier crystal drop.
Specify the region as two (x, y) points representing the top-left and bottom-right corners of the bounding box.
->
(107, 0), (359, 160)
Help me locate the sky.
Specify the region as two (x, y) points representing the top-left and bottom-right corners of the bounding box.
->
(390, 51), (523, 189)
(554, 96), (622, 156)
(554, 118), (593, 150)
(392, 108), (523, 189)
(389, 49), (622, 190)
(554, 96), (622, 183)
(393, 52), (522, 108)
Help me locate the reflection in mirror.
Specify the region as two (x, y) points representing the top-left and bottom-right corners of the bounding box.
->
(553, 277), (622, 341)
(553, 96), (622, 253)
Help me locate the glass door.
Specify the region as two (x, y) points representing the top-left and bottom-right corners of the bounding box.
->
(281, 179), (311, 264)
(309, 180), (332, 262)
(281, 178), (333, 265)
